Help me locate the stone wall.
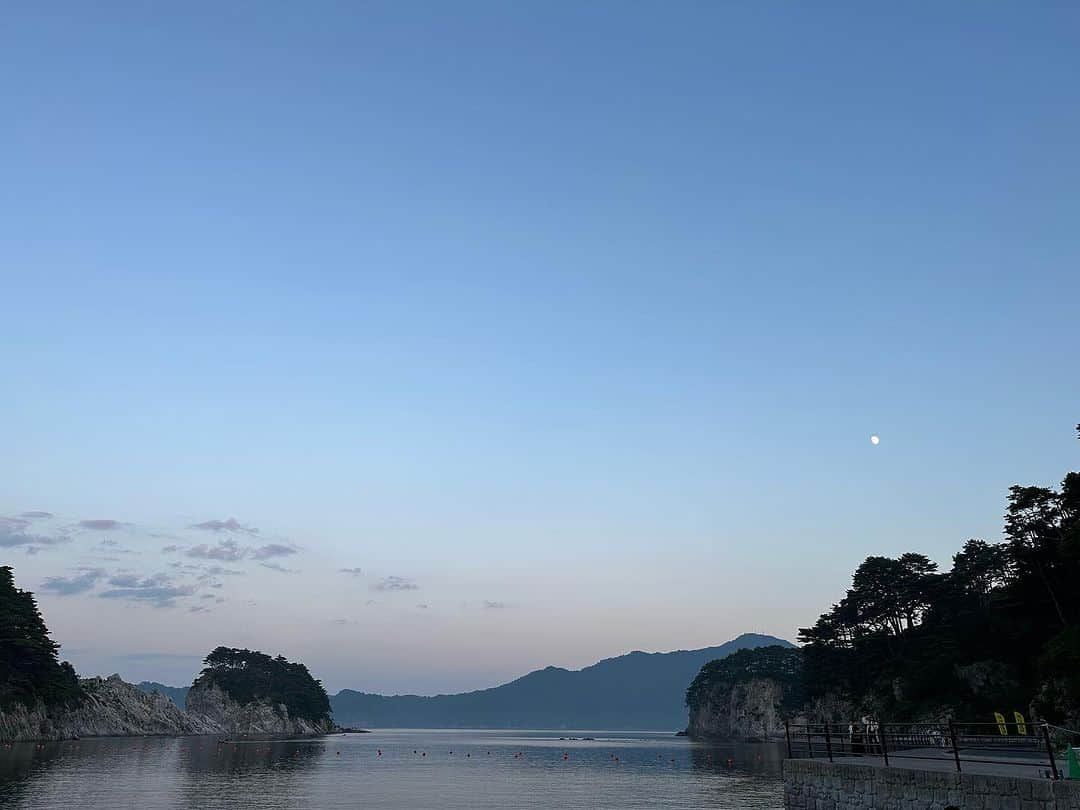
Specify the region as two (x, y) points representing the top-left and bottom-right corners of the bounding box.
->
(783, 759), (1080, 810)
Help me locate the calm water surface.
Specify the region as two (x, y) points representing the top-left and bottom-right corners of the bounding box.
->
(0, 729), (783, 809)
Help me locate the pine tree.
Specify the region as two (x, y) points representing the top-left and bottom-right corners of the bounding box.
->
(0, 566), (81, 710)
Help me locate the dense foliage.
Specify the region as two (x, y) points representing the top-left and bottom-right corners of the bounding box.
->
(0, 567), (81, 710)
(193, 646), (331, 723)
(799, 426), (1080, 721)
(685, 645), (803, 715)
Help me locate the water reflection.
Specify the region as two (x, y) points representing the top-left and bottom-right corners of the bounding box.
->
(0, 731), (784, 809)
(689, 741), (785, 776)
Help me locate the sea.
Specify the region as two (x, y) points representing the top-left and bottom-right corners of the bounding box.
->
(0, 729), (785, 809)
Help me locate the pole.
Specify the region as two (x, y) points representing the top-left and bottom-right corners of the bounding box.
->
(807, 724), (814, 758)
(785, 720), (793, 759)
(824, 722), (834, 762)
(947, 721), (962, 773)
(1042, 723), (1060, 780)
(879, 724), (889, 767)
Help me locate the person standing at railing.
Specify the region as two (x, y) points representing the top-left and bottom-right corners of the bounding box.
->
(865, 717), (879, 755)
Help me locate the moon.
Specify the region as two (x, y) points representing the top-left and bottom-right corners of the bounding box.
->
(870, 434), (880, 445)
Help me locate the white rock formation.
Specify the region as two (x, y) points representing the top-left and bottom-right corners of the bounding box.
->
(185, 682), (332, 736)
(0, 675), (223, 742)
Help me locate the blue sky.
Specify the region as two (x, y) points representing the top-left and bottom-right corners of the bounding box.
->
(2, 2), (1078, 693)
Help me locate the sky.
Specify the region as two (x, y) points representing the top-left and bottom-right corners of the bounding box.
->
(2, 2), (1078, 695)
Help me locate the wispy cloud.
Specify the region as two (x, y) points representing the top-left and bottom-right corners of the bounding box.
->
(0, 517), (69, 553)
(416, 603), (429, 609)
(183, 539), (298, 564)
(373, 576), (418, 592)
(482, 600), (512, 609)
(78, 519), (128, 531)
(190, 518), (258, 535)
(259, 562), (298, 573)
(20, 511), (54, 519)
(107, 573), (144, 588)
(99, 581), (196, 608)
(40, 568), (106, 595)
(186, 539), (245, 562)
(338, 567), (364, 576)
(199, 565), (243, 578)
(252, 543), (297, 560)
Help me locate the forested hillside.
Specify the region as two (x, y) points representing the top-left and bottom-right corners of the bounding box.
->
(798, 425), (1080, 722)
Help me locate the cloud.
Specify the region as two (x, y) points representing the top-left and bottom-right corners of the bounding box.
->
(107, 573), (142, 588)
(20, 511), (53, 519)
(95, 538), (136, 555)
(252, 543), (297, 560)
(186, 539), (245, 562)
(200, 593), (216, 600)
(184, 539), (298, 564)
(416, 603), (429, 609)
(162, 545), (181, 553)
(338, 567), (364, 576)
(200, 565), (243, 578)
(259, 562), (298, 573)
(373, 576), (418, 592)
(40, 568), (106, 595)
(78, 519), (128, 531)
(99, 583), (196, 608)
(187, 605), (210, 614)
(190, 518), (258, 535)
(0, 517), (69, 552)
(482, 600), (512, 609)
(330, 618), (358, 626)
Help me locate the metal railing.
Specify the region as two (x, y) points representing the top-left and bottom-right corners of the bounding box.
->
(785, 720), (1061, 779)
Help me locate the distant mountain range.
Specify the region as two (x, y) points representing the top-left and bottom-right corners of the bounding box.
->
(332, 633), (792, 730)
(136, 633), (793, 730)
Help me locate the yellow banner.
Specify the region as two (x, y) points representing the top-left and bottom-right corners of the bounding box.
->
(994, 712), (1008, 736)
(1013, 711), (1027, 735)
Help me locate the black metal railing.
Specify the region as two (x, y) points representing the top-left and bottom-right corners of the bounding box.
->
(785, 720), (1061, 779)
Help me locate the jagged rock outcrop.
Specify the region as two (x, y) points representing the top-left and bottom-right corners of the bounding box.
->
(685, 645), (805, 741)
(687, 676), (790, 740)
(186, 681), (332, 736)
(0, 675), (223, 742)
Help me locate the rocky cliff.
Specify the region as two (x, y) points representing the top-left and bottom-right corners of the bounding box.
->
(186, 682), (332, 736)
(686, 676), (791, 740)
(0, 675), (223, 742)
(685, 645), (803, 741)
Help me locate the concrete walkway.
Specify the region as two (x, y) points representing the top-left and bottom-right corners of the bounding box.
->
(828, 747), (1066, 780)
